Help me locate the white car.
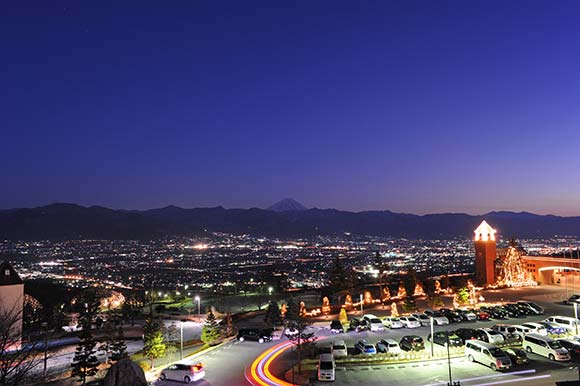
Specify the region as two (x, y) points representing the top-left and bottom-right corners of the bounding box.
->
(412, 313), (431, 327)
(399, 316), (421, 328)
(478, 328), (505, 345)
(382, 317), (403, 329)
(457, 309), (477, 322)
(160, 362), (205, 384)
(363, 314), (385, 332)
(522, 322), (548, 336)
(512, 325), (533, 339)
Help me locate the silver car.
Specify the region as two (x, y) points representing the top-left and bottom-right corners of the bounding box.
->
(160, 363), (205, 384)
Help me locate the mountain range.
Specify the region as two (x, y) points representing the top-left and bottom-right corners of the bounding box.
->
(1, 200), (579, 240)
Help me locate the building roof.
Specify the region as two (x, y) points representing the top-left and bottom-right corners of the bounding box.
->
(0, 261), (23, 286)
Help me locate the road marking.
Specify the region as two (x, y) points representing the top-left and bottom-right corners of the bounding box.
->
(423, 369), (537, 386)
(471, 374), (551, 386)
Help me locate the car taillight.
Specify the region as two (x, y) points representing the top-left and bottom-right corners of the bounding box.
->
(496, 359), (502, 367)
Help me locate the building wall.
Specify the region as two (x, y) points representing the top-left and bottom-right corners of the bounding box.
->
(0, 283), (24, 350)
(475, 240), (496, 286)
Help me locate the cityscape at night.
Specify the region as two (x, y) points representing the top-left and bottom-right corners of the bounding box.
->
(3, 1), (580, 386)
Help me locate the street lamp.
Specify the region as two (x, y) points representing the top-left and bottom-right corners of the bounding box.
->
(268, 287), (273, 296)
(41, 322), (48, 378)
(194, 296), (201, 316)
(180, 320), (184, 360)
(360, 294), (363, 315)
(574, 303), (579, 336)
(430, 317), (434, 358)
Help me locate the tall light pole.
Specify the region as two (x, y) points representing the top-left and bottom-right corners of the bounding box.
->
(430, 317), (434, 358)
(360, 294), (363, 315)
(180, 320), (184, 360)
(195, 296), (201, 316)
(574, 303), (579, 336)
(42, 322), (48, 378)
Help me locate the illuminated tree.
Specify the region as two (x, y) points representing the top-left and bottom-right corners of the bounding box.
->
(338, 308), (348, 325)
(500, 238), (535, 287)
(390, 302), (399, 317)
(321, 297), (330, 316)
(396, 282), (406, 298)
(456, 287), (469, 305)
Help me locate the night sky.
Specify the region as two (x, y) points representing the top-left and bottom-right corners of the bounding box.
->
(2, 1), (580, 215)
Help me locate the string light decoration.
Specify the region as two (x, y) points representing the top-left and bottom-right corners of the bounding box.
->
(498, 243), (537, 288)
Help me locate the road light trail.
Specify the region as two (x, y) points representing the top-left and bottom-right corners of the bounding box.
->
(245, 341), (296, 386)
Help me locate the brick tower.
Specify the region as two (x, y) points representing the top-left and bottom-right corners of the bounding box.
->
(474, 220), (497, 286)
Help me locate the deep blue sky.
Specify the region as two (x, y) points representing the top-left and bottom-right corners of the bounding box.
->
(2, 1), (580, 215)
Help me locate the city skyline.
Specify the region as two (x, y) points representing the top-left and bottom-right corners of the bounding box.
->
(3, 1), (580, 215)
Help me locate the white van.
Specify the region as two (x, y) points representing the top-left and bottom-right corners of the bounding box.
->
(543, 316), (580, 333)
(332, 340), (348, 357)
(318, 353), (336, 382)
(523, 334), (570, 361)
(465, 340), (512, 371)
(160, 363), (205, 384)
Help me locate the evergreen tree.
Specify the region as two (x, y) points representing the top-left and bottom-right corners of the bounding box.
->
(163, 322), (180, 358)
(223, 312), (234, 337)
(143, 317), (166, 369)
(71, 290), (100, 386)
(328, 256), (348, 294)
(403, 268), (417, 298)
(201, 310), (221, 346)
(338, 308), (348, 325)
(71, 325), (99, 385)
(264, 301), (282, 327)
(456, 287), (470, 304)
(110, 326), (128, 363)
(285, 299), (300, 323)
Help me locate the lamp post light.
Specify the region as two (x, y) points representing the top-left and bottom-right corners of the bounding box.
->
(430, 317), (434, 358)
(268, 287), (273, 297)
(446, 330), (460, 386)
(194, 296), (201, 316)
(574, 303), (579, 336)
(180, 320), (184, 360)
(360, 294), (363, 315)
(41, 322), (48, 378)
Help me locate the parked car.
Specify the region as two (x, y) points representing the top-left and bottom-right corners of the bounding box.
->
(428, 331), (463, 347)
(399, 335), (425, 352)
(480, 306), (508, 320)
(475, 328), (505, 345)
(376, 339), (402, 355)
(465, 341), (511, 371)
(237, 328), (273, 344)
(399, 316), (421, 328)
(502, 304), (526, 318)
(355, 340), (377, 355)
(523, 334), (570, 361)
(517, 301), (544, 315)
(330, 320), (345, 334)
(543, 316), (580, 333)
(491, 324), (521, 344)
(521, 322), (548, 336)
(567, 294), (580, 304)
(412, 313), (431, 327)
(539, 321), (567, 335)
(472, 309), (491, 321)
(440, 309), (463, 324)
(504, 348), (529, 366)
(160, 362), (205, 384)
(454, 328), (478, 342)
(456, 309), (477, 322)
(350, 317), (370, 332)
(317, 353), (336, 382)
(382, 317), (403, 329)
(331, 340), (348, 357)
(363, 315), (385, 332)
(423, 310), (450, 325)
(557, 339), (580, 360)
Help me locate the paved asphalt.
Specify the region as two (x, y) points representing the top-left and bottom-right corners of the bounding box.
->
(153, 284), (580, 386)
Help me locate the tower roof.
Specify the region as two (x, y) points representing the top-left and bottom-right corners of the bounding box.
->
(0, 261), (23, 286)
(474, 220), (496, 242)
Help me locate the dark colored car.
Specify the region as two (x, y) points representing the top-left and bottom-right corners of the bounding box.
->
(330, 320), (345, 334)
(502, 304), (526, 318)
(558, 339), (580, 360)
(487, 306), (509, 320)
(349, 318), (369, 333)
(428, 331), (463, 347)
(237, 328), (273, 344)
(400, 335), (425, 352)
(454, 328), (478, 342)
(441, 310), (463, 323)
(504, 348), (529, 365)
(517, 301), (544, 315)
